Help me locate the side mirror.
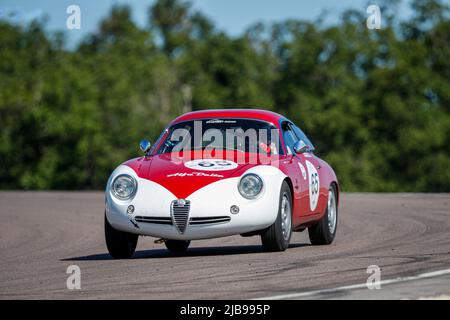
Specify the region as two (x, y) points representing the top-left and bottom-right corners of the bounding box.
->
(293, 140), (309, 154)
(139, 139), (152, 154)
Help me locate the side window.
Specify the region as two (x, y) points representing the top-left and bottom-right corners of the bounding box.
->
(281, 122), (299, 155)
(293, 125), (315, 151)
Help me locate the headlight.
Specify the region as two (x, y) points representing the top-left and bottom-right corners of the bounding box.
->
(238, 174), (263, 199)
(111, 174), (137, 200)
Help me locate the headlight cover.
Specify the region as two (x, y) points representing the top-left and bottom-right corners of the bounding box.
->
(111, 174), (137, 200)
(238, 173), (263, 199)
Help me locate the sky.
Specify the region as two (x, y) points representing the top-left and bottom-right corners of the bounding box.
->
(0, 0), (446, 48)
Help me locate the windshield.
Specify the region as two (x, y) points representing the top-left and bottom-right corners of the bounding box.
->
(156, 119), (283, 155)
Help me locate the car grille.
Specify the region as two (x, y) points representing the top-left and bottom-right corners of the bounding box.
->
(134, 216), (231, 226)
(189, 216), (231, 225)
(171, 200), (191, 234)
(134, 216), (172, 225)
(135, 201), (231, 232)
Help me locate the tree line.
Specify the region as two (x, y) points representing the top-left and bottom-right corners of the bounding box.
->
(0, 0), (449, 191)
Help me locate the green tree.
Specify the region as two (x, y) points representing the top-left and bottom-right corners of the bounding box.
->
(0, 0), (448, 191)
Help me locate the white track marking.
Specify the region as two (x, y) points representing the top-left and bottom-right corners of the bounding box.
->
(418, 294), (450, 300)
(253, 268), (450, 300)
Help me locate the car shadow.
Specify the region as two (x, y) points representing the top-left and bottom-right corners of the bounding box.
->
(61, 243), (309, 261)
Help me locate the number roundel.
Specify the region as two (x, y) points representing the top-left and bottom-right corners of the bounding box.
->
(305, 160), (320, 211)
(184, 159), (238, 171)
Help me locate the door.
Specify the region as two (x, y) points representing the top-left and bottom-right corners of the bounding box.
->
(280, 122), (312, 226)
(292, 124), (327, 216)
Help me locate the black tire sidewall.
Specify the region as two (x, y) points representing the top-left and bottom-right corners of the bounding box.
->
(326, 184), (338, 241)
(278, 182), (293, 249)
(308, 184), (338, 245)
(104, 214), (138, 259)
(165, 240), (190, 253)
(261, 181), (293, 251)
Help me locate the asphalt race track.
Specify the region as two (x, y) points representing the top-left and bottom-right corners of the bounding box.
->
(0, 192), (449, 299)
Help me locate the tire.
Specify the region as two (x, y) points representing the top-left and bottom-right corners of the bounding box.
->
(261, 181), (293, 252)
(165, 240), (190, 254)
(308, 184), (338, 245)
(104, 214), (138, 259)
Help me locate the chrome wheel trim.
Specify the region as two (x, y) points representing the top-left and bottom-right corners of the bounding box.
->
(327, 189), (337, 234)
(281, 193), (292, 241)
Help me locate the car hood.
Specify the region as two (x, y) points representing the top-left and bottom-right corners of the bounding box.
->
(125, 151), (263, 199)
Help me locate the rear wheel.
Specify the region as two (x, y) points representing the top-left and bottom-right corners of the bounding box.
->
(165, 240), (190, 254)
(308, 185), (338, 245)
(261, 181), (292, 252)
(104, 214), (138, 259)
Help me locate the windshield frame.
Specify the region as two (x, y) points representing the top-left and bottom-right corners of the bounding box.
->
(153, 117), (284, 156)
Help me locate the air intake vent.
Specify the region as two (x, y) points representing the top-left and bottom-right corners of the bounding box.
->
(190, 216), (231, 225)
(171, 199), (191, 234)
(134, 216), (172, 225)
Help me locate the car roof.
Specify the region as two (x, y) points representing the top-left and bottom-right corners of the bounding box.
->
(171, 109), (285, 126)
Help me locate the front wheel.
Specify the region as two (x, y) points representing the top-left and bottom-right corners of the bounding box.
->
(105, 214), (138, 259)
(165, 240), (190, 254)
(308, 185), (338, 245)
(261, 181), (293, 252)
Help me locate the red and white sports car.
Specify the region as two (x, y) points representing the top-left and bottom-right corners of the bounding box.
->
(105, 109), (339, 258)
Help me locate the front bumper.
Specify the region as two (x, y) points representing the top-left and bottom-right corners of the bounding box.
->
(105, 165), (285, 240)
